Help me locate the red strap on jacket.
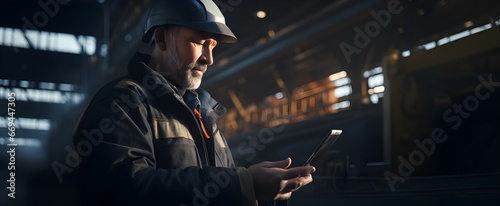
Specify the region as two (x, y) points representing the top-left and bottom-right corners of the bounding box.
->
(193, 108), (211, 139)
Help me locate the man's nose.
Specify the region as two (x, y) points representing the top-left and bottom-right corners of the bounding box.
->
(200, 46), (214, 66)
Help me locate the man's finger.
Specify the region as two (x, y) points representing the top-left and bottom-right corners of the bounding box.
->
(275, 192), (292, 200)
(281, 175), (313, 193)
(281, 166), (315, 180)
(261, 157), (292, 169)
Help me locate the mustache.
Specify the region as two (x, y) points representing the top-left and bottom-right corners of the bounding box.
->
(187, 62), (207, 72)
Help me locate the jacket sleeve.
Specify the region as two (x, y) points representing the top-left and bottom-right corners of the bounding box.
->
(74, 86), (256, 206)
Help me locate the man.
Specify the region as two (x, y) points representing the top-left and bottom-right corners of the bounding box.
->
(73, 0), (315, 205)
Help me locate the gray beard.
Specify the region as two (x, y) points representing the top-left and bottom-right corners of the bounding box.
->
(163, 46), (202, 90)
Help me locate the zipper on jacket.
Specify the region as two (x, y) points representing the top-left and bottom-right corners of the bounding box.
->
(193, 108), (211, 139)
(174, 95), (211, 167)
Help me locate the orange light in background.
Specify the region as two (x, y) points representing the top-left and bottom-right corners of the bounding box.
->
(464, 21), (474, 28)
(328, 71), (347, 81)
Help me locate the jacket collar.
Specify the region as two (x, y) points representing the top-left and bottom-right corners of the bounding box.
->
(127, 52), (226, 121)
(127, 52), (183, 98)
(127, 52), (201, 109)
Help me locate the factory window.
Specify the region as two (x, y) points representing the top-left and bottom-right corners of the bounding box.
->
(364, 66), (385, 104)
(400, 22), (494, 58)
(0, 26), (96, 55)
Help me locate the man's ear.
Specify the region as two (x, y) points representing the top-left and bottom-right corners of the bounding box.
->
(153, 27), (168, 51)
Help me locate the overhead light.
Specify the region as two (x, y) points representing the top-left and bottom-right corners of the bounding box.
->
(256, 10), (267, 19)
(329, 71), (347, 81)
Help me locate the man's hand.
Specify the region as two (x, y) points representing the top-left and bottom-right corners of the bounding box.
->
(247, 158), (316, 201)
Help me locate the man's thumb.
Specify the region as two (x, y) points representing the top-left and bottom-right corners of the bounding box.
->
(268, 157), (292, 169)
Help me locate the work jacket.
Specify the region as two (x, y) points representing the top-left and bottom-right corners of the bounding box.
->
(73, 53), (255, 206)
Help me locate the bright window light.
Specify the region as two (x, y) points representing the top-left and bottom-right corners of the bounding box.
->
(12, 28), (30, 48)
(364, 66), (382, 78)
(370, 94), (379, 104)
(448, 30), (471, 42)
(39, 82), (56, 90)
(368, 74), (384, 88)
(58, 83), (74, 91)
(334, 85), (352, 98)
(274, 92), (284, 100)
(332, 100), (350, 110)
(57, 33), (81, 54)
(0, 117), (50, 131)
(19, 80), (30, 88)
(0, 137), (42, 147)
(334, 77), (351, 87)
(437, 37), (449, 46)
(470, 24), (492, 34)
(422, 41), (436, 50)
(0, 26), (96, 55)
(372, 66), (382, 74)
(363, 71), (371, 78)
(402, 50), (410, 57)
(0, 87), (84, 104)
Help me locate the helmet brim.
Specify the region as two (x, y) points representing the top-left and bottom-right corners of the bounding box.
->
(142, 21), (237, 44)
(182, 21), (237, 43)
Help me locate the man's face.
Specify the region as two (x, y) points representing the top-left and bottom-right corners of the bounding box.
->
(162, 26), (217, 90)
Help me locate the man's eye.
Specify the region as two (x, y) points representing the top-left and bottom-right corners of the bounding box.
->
(193, 41), (204, 45)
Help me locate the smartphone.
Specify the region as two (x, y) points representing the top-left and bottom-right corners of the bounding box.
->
(303, 129), (342, 166)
